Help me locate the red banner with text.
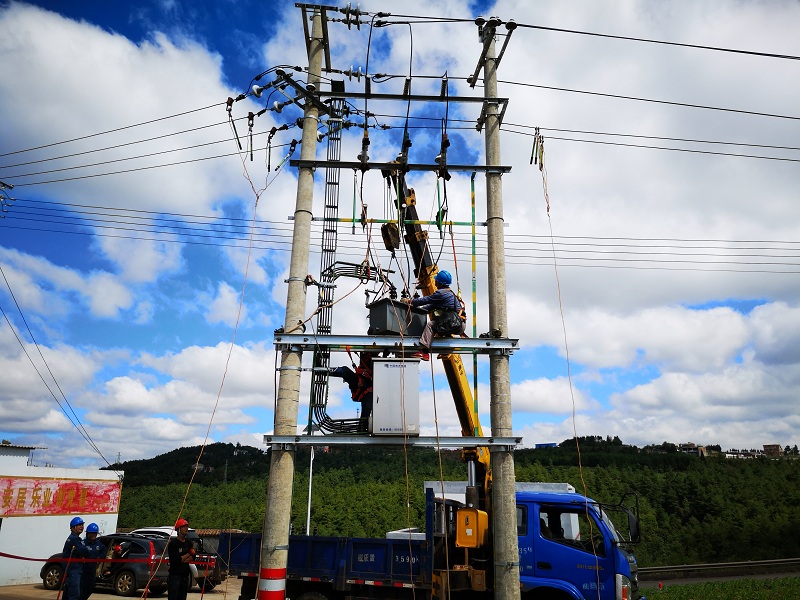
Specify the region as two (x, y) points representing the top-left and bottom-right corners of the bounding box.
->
(0, 477), (121, 517)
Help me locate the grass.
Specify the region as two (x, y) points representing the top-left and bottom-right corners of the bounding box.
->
(644, 576), (800, 600)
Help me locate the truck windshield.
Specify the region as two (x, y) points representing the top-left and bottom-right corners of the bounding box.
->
(595, 503), (623, 544)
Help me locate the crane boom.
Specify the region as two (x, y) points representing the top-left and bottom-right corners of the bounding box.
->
(386, 168), (492, 504)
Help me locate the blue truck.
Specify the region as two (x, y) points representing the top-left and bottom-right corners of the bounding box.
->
(218, 482), (644, 600)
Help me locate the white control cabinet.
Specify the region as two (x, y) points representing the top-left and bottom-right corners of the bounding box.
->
(371, 358), (420, 435)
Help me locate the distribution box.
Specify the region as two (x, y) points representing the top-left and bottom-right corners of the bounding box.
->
(371, 358), (420, 435)
(368, 298), (427, 336)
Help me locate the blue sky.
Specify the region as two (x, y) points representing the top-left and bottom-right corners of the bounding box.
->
(1, 0), (800, 467)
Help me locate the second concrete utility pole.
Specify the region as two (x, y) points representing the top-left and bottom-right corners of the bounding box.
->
(258, 8), (323, 600)
(481, 18), (522, 600)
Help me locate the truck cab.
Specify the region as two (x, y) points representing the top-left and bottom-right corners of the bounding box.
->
(517, 491), (642, 600)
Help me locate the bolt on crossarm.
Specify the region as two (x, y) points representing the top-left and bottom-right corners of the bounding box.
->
(259, 7), (323, 600)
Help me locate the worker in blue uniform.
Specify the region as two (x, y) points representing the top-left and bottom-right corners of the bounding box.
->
(80, 522), (106, 600)
(402, 270), (465, 351)
(63, 516), (89, 600)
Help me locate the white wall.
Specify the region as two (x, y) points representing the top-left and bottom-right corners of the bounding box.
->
(0, 462), (121, 586)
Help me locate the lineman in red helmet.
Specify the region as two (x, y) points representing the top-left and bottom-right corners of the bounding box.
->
(330, 351), (374, 422)
(168, 518), (193, 600)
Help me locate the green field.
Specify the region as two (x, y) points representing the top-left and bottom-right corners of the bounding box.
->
(644, 576), (800, 600)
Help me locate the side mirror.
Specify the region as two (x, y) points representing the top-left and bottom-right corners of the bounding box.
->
(627, 511), (641, 544)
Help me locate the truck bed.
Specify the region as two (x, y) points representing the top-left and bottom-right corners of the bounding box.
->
(218, 532), (431, 589)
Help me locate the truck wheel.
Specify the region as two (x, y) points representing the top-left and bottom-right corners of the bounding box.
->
(296, 593), (329, 600)
(113, 570), (137, 596)
(197, 578), (216, 592)
(42, 565), (63, 590)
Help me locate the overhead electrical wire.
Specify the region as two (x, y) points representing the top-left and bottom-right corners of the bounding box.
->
(0, 268), (116, 469)
(497, 79), (800, 122)
(507, 122), (800, 153)
(4, 142), (294, 187)
(502, 127), (800, 163)
(0, 101), (227, 158)
(0, 118), (240, 169)
(12, 197), (800, 251)
(7, 218), (799, 274)
(3, 131), (285, 179)
(377, 13), (800, 61)
(1, 8), (795, 169)
(512, 22), (800, 62)
(3, 111), (797, 189)
(4, 199), (800, 273)
(4, 70), (797, 181)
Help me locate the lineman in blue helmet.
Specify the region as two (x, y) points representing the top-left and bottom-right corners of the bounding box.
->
(80, 523), (106, 600)
(402, 269), (465, 354)
(434, 270), (452, 286)
(63, 517), (89, 600)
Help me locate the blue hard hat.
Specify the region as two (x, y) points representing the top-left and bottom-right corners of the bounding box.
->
(86, 523), (99, 533)
(70, 517), (84, 528)
(434, 270), (452, 286)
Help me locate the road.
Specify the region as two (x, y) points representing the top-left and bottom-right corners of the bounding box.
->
(639, 571), (800, 589)
(0, 577), (243, 599)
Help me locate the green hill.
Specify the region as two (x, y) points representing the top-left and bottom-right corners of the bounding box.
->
(109, 438), (800, 567)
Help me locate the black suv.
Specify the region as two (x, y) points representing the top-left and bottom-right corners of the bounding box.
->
(41, 533), (171, 596)
(130, 527), (225, 591)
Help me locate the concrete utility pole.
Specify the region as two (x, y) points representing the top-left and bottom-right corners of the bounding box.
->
(258, 8), (323, 600)
(482, 20), (522, 600)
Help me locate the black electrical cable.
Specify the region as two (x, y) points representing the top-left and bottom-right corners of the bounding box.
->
(5, 132), (274, 179)
(502, 128), (800, 163)
(0, 271), (115, 469)
(507, 123), (800, 152)
(0, 118), (241, 169)
(6, 141), (294, 187)
(513, 22), (800, 61)
(0, 102), (227, 158)
(4, 219), (799, 274)
(14, 196), (800, 252)
(379, 13), (800, 61)
(8, 197), (800, 265)
(498, 79), (800, 122)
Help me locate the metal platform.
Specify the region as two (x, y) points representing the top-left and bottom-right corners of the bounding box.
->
(290, 159), (512, 173)
(273, 333), (519, 354)
(264, 435), (521, 450)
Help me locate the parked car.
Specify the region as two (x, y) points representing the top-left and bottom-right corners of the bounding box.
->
(130, 526), (225, 591)
(40, 533), (170, 596)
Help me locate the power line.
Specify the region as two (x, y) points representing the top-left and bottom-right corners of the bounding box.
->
(2, 91), (796, 188)
(0, 118), (237, 169)
(6, 117), (795, 187)
(0, 268), (115, 469)
(513, 22), (800, 61)
(4, 220), (799, 274)
(382, 13), (800, 61)
(497, 79), (800, 122)
(0, 102), (227, 158)
(13, 197), (800, 249)
(4, 142), (296, 187)
(5, 199), (800, 273)
(506, 123), (800, 153)
(502, 127), (800, 163)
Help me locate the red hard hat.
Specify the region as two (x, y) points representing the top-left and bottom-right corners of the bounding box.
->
(175, 518), (189, 529)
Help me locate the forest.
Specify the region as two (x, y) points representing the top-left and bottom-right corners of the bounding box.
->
(108, 438), (800, 567)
